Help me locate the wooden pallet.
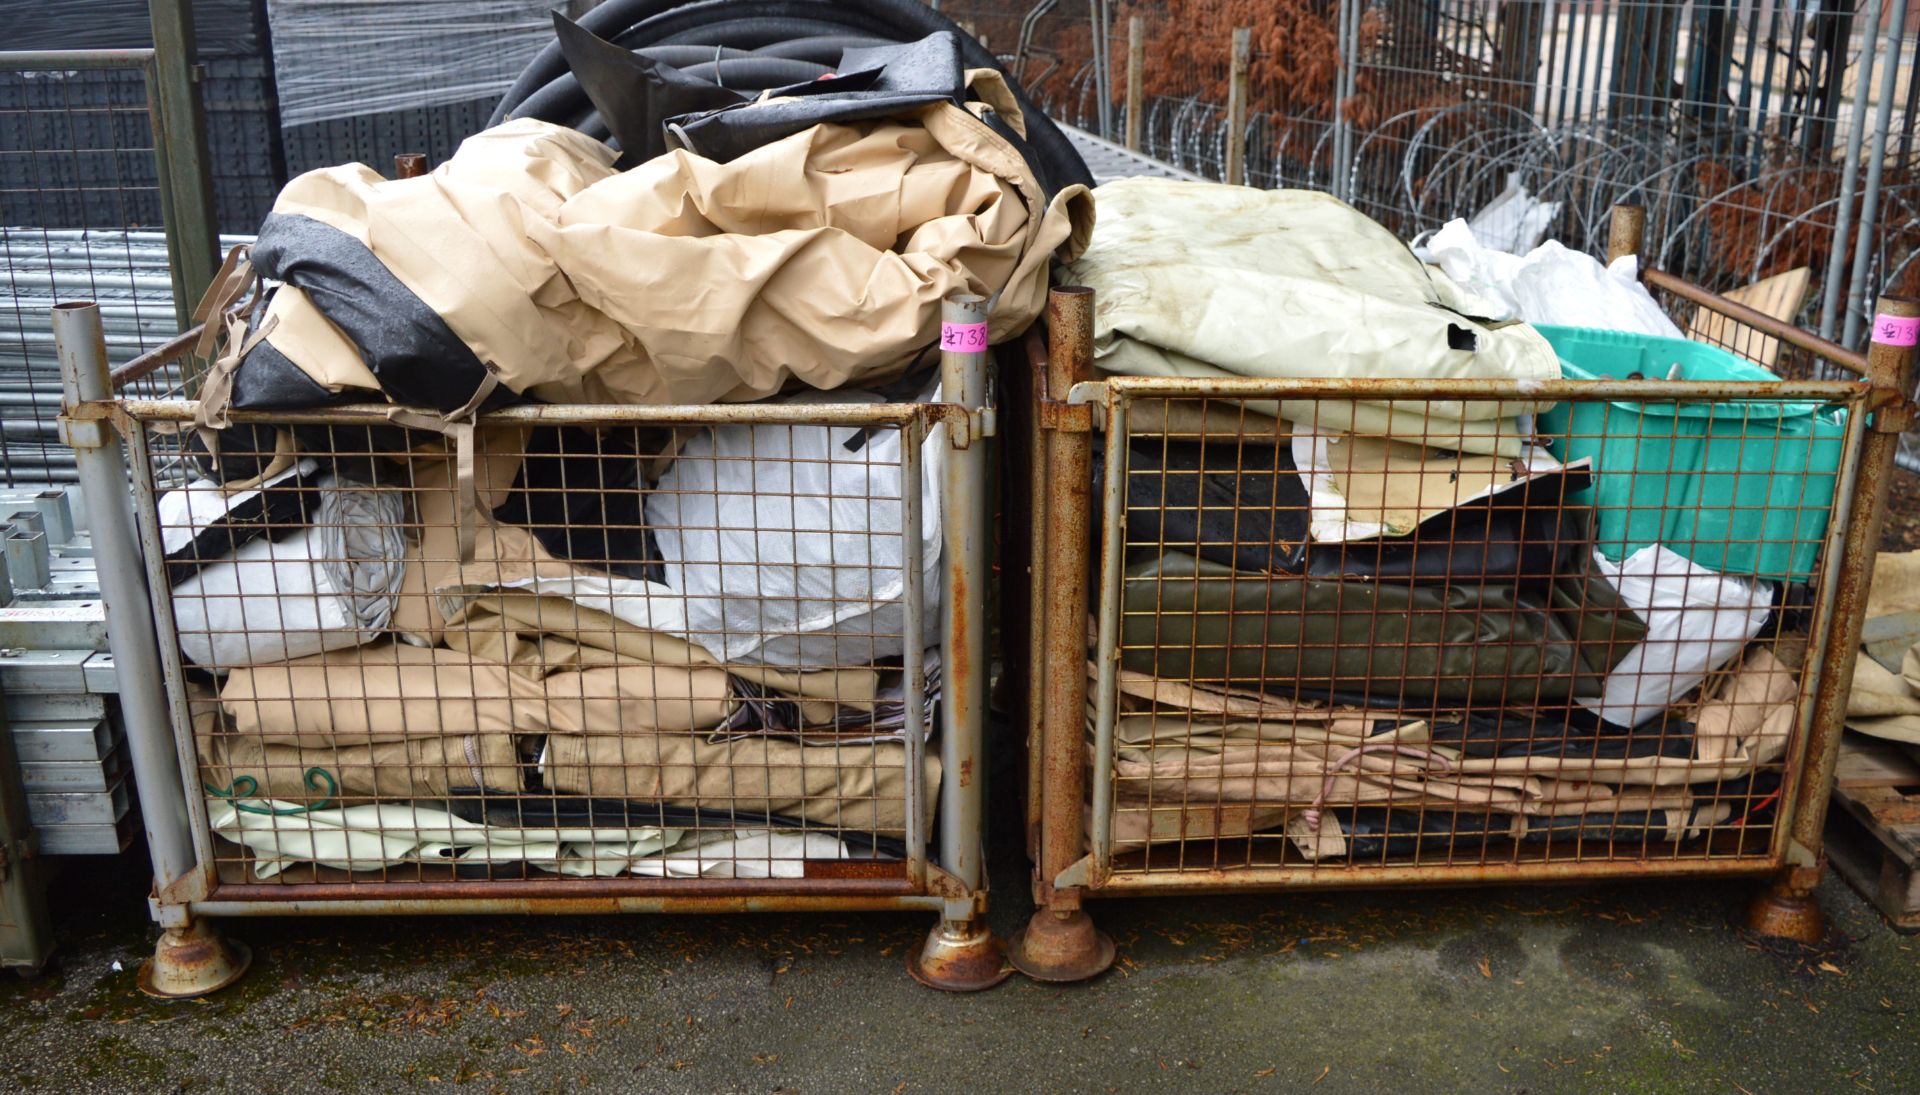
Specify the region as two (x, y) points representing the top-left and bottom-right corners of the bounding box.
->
(1826, 738), (1920, 931)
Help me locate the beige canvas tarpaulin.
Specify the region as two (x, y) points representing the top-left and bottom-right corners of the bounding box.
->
(1847, 645), (1920, 743)
(1099, 645), (1797, 849)
(389, 423), (590, 645)
(223, 93), (1091, 415)
(540, 733), (937, 834)
(436, 590), (881, 726)
(219, 641), (736, 748)
(1061, 178), (1560, 457)
(201, 729), (526, 804)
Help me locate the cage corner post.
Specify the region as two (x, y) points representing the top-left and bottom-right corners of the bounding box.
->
(51, 301), (249, 998)
(1747, 294), (1920, 943)
(1008, 285), (1115, 984)
(909, 292), (1013, 993)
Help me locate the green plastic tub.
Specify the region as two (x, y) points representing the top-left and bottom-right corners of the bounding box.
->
(1533, 325), (1846, 582)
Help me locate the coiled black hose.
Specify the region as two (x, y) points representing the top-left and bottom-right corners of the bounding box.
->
(491, 0), (1092, 189)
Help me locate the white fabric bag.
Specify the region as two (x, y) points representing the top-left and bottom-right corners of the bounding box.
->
(171, 476), (408, 669)
(648, 389), (944, 667)
(1577, 545), (1776, 727)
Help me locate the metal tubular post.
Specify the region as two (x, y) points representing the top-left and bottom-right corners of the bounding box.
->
(1009, 286), (1116, 983)
(1088, 0), (1113, 139)
(1747, 294), (1919, 944)
(1024, 331), (1051, 860)
(1815, 0), (1887, 339)
(1225, 27), (1252, 186)
(1840, 0), (1912, 348)
(147, 0), (220, 327)
(1607, 203), (1646, 265)
(1333, 0), (1360, 199)
(52, 302), (248, 997)
(908, 293), (1009, 992)
(1125, 16), (1145, 152)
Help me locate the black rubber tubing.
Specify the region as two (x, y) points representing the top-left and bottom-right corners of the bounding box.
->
(488, 0), (1093, 189)
(508, 14), (853, 130)
(752, 34), (895, 64)
(680, 57), (833, 89)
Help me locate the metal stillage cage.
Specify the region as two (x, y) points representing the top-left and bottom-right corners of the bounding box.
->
(50, 289), (1009, 997)
(1008, 209), (1920, 982)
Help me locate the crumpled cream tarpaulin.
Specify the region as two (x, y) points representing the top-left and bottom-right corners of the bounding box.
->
(243, 85), (1091, 408)
(1061, 178), (1560, 457)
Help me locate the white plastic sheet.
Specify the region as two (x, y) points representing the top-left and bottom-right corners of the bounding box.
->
(264, 0), (565, 128)
(170, 477), (408, 669)
(1577, 545), (1776, 728)
(1422, 219), (1684, 338)
(209, 798), (855, 880)
(648, 390), (944, 668)
(209, 797), (680, 880)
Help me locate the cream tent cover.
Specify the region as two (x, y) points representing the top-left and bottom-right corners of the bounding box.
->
(1060, 178), (1560, 456)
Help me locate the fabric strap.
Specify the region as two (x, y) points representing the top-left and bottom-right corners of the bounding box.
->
(384, 366), (503, 565)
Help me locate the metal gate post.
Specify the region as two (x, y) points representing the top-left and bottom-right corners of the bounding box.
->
(909, 292), (1012, 992)
(1607, 203), (1647, 265)
(1124, 16), (1145, 152)
(1747, 294), (1919, 943)
(147, 0), (221, 327)
(1224, 27), (1251, 186)
(52, 302), (248, 997)
(1009, 286), (1115, 982)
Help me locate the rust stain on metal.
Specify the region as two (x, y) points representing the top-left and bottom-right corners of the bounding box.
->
(1875, 801), (1920, 827)
(137, 920), (251, 999)
(906, 919), (1011, 993)
(1779, 294), (1918, 905)
(1644, 268), (1868, 375)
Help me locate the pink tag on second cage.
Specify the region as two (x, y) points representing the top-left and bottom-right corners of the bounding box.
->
(1874, 313), (1920, 347)
(940, 321), (989, 352)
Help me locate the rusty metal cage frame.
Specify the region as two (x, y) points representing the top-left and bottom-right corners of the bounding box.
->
(1010, 206), (1920, 981)
(52, 291), (1012, 995)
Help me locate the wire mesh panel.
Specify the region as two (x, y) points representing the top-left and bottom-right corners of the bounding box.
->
(945, 0), (1917, 348)
(1082, 375), (1863, 883)
(0, 56), (173, 487)
(113, 394), (968, 895)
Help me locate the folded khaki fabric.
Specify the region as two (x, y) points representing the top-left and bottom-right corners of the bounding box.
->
(541, 732), (937, 834)
(220, 642), (735, 747)
(200, 725), (524, 805)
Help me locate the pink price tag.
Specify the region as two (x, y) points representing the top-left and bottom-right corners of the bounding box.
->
(1874, 313), (1920, 347)
(940, 321), (989, 353)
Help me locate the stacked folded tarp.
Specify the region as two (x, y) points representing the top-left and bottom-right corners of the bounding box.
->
(165, 4), (1091, 882)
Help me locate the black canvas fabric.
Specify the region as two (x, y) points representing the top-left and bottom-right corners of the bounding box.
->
(1118, 551), (1647, 706)
(447, 792), (907, 860)
(240, 213), (509, 414)
(162, 463), (327, 587)
(493, 426), (666, 583)
(1109, 438), (1609, 587)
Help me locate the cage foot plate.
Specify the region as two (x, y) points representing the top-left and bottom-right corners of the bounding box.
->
(1008, 908), (1115, 983)
(137, 920), (250, 999)
(906, 919), (1011, 992)
(1743, 888), (1827, 945)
